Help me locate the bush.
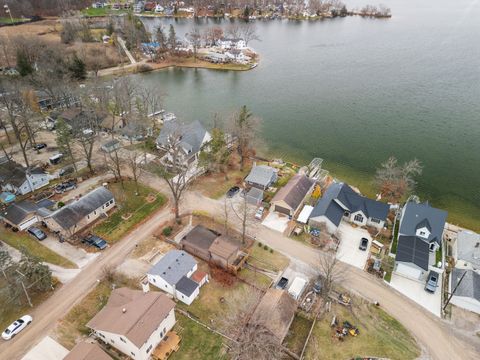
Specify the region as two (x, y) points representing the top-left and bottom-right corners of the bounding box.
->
(269, 249), (273, 253)
(263, 245), (268, 251)
(257, 242), (262, 247)
(57, 201), (65, 208)
(162, 226), (173, 236)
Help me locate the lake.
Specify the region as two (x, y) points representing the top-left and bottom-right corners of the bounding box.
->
(134, 0), (480, 230)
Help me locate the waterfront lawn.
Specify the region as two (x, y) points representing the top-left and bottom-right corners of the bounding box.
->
(191, 167), (250, 200)
(284, 314), (313, 355)
(81, 7), (108, 17)
(0, 227), (77, 269)
(249, 242), (290, 272)
(171, 314), (226, 360)
(305, 301), (420, 360)
(92, 180), (166, 243)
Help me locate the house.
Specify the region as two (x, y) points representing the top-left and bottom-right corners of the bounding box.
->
(156, 120), (211, 166)
(271, 174), (314, 217)
(147, 250), (208, 305)
(454, 230), (480, 271)
(394, 201), (448, 280)
(0, 160), (50, 196)
(249, 289), (297, 343)
(217, 38), (247, 50)
(308, 182), (389, 234)
(245, 165), (278, 190)
(449, 268), (480, 314)
(2, 201), (40, 231)
(101, 139), (121, 153)
(64, 342), (112, 360)
(246, 187), (264, 206)
(209, 235), (242, 268)
(87, 288), (175, 360)
(43, 186), (115, 236)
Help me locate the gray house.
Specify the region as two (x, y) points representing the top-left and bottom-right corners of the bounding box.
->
(308, 182), (389, 234)
(449, 268), (480, 314)
(271, 174), (314, 216)
(245, 165), (277, 190)
(394, 201), (448, 280)
(0, 160), (50, 195)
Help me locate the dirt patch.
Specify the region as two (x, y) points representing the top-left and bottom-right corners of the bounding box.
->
(146, 193), (157, 203)
(210, 265), (237, 287)
(121, 212), (132, 221)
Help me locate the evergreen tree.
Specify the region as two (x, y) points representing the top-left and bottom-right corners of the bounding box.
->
(16, 49), (34, 77)
(68, 54), (86, 80)
(156, 25), (167, 49)
(168, 24), (176, 50)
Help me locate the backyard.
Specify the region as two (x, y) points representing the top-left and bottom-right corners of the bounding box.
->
(248, 242), (290, 272)
(92, 180), (166, 243)
(284, 313), (313, 355)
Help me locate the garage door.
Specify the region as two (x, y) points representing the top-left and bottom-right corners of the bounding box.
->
(19, 216), (39, 231)
(395, 263), (422, 280)
(274, 205), (291, 216)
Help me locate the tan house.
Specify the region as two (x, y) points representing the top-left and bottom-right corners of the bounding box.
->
(64, 342), (112, 360)
(209, 235), (241, 268)
(43, 186), (115, 237)
(87, 288), (176, 360)
(271, 174), (314, 217)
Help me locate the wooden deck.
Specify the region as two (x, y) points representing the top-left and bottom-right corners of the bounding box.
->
(152, 331), (181, 360)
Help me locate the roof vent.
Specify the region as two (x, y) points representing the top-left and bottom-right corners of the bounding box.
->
(122, 308), (127, 313)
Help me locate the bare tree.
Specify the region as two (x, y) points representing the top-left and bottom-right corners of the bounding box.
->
(316, 251), (345, 300)
(104, 149), (124, 187)
(125, 149), (143, 195)
(230, 105), (259, 171)
(240, 23), (260, 47)
(187, 26), (202, 61)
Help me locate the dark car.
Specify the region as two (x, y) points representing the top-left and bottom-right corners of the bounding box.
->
(359, 237), (369, 251)
(33, 143), (47, 150)
(226, 186), (240, 198)
(82, 235), (108, 250)
(313, 280), (323, 294)
(425, 270), (439, 293)
(27, 227), (47, 241)
(275, 277), (289, 290)
(54, 181), (77, 194)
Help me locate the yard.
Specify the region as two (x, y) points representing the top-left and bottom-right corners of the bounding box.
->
(92, 180), (167, 243)
(305, 301), (420, 360)
(0, 227), (77, 269)
(249, 242), (290, 272)
(191, 167), (250, 200)
(171, 314), (226, 360)
(284, 313), (313, 355)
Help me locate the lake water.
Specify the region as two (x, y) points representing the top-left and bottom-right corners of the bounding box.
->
(134, 0), (480, 229)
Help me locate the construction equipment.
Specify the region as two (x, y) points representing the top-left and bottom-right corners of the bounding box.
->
(338, 293), (352, 306)
(342, 321), (360, 337)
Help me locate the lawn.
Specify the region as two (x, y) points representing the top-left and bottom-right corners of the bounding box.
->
(171, 313), (226, 360)
(236, 267), (273, 289)
(284, 314), (313, 355)
(0, 227), (77, 269)
(391, 220), (400, 254)
(81, 7), (108, 17)
(92, 180), (166, 243)
(249, 242), (290, 272)
(0, 17), (28, 24)
(191, 167), (250, 200)
(305, 302), (420, 360)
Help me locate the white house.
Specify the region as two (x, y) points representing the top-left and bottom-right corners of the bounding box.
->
(0, 159), (50, 196)
(87, 288), (176, 360)
(147, 250), (207, 305)
(43, 186), (115, 236)
(217, 38), (247, 50)
(154, 4), (164, 13)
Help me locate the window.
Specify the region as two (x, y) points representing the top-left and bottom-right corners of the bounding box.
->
(110, 339), (115, 344)
(131, 352), (135, 357)
(371, 218), (381, 224)
(354, 214), (364, 222)
(146, 345), (153, 353)
(94, 210), (97, 215)
(420, 231), (426, 236)
(152, 278), (156, 283)
(99, 333), (105, 338)
(429, 243), (436, 251)
(120, 337), (126, 343)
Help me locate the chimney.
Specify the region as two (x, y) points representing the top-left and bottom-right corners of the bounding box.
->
(142, 280), (150, 294)
(122, 308), (127, 313)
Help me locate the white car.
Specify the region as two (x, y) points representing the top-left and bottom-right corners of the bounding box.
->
(1, 315), (32, 340)
(255, 207), (264, 220)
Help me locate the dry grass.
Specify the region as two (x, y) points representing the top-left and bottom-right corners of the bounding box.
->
(149, 57), (253, 72)
(131, 235), (174, 259)
(249, 242), (290, 272)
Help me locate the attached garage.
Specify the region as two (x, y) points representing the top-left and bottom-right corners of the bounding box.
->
(395, 262), (424, 280)
(274, 205), (290, 216)
(271, 175), (314, 218)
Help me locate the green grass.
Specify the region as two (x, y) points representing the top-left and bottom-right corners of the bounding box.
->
(0, 17), (28, 24)
(92, 180), (166, 243)
(306, 302), (420, 360)
(81, 7), (108, 17)
(0, 227), (77, 269)
(391, 220), (399, 254)
(191, 167), (250, 200)
(284, 314), (313, 354)
(249, 242), (290, 272)
(171, 314), (226, 360)
(236, 268), (273, 289)
(436, 247), (442, 264)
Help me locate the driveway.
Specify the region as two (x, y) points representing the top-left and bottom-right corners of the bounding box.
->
(41, 237), (99, 269)
(390, 272), (442, 317)
(21, 336), (68, 360)
(262, 212), (289, 233)
(336, 222), (371, 270)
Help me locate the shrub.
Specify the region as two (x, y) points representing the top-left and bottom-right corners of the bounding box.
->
(257, 242), (262, 247)
(162, 226), (173, 236)
(263, 245), (268, 251)
(57, 201), (65, 208)
(269, 249), (273, 253)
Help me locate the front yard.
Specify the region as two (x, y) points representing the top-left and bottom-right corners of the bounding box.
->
(191, 168), (250, 200)
(92, 180), (167, 243)
(249, 242), (290, 272)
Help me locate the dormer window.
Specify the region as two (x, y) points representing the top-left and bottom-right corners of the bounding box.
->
(354, 214), (364, 222)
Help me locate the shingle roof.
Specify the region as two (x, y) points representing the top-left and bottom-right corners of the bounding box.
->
(309, 183), (345, 227)
(271, 174), (314, 211)
(399, 202), (447, 245)
(2, 201), (39, 225)
(175, 275), (199, 297)
(456, 231), (480, 269)
(156, 120), (208, 155)
(395, 235), (430, 271)
(148, 250), (196, 286)
(451, 268), (480, 301)
(48, 187), (114, 230)
(64, 342), (112, 360)
(0, 161), (27, 188)
(209, 235), (240, 260)
(246, 187), (264, 201)
(87, 288), (175, 348)
(181, 225), (219, 251)
(245, 165), (277, 188)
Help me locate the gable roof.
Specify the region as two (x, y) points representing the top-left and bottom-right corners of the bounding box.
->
(48, 187), (114, 230)
(64, 342), (112, 360)
(395, 235), (430, 271)
(86, 288), (175, 348)
(209, 235), (240, 260)
(175, 275), (199, 297)
(245, 165), (277, 187)
(451, 268), (480, 301)
(156, 120), (208, 155)
(309, 183), (345, 227)
(399, 202), (447, 245)
(181, 225), (219, 251)
(0, 160), (27, 187)
(246, 187), (264, 201)
(272, 174), (314, 211)
(2, 201), (39, 225)
(456, 231), (480, 269)
(148, 250), (196, 286)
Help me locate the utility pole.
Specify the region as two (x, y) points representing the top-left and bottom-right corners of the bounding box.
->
(3, 5), (13, 23)
(443, 270), (467, 311)
(16, 269), (33, 308)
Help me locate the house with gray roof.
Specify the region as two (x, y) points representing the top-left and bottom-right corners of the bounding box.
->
(0, 160), (50, 195)
(245, 165), (278, 190)
(455, 230), (480, 271)
(394, 201), (448, 280)
(1, 199), (55, 231)
(43, 186), (115, 237)
(308, 182), (389, 234)
(156, 120), (211, 167)
(449, 268), (480, 314)
(147, 250), (207, 305)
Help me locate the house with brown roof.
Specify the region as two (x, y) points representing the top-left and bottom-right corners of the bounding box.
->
(63, 342), (112, 360)
(180, 225), (219, 262)
(87, 288), (176, 360)
(209, 235), (242, 269)
(271, 174), (314, 217)
(249, 289), (297, 343)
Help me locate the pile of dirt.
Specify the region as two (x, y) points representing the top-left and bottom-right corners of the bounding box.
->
(210, 265), (237, 287)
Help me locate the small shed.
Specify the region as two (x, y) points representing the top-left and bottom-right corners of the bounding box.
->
(101, 139), (121, 153)
(288, 277), (307, 300)
(246, 187), (264, 206)
(297, 205), (314, 224)
(245, 165), (277, 190)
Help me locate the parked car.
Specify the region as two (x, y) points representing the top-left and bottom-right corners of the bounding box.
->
(33, 143), (47, 150)
(275, 277), (288, 290)
(359, 237), (369, 251)
(254, 206), (264, 220)
(2, 315), (32, 340)
(59, 166), (74, 177)
(54, 180), (77, 194)
(226, 186), (240, 198)
(425, 270), (439, 293)
(82, 234), (108, 250)
(27, 227), (46, 241)
(313, 280), (323, 294)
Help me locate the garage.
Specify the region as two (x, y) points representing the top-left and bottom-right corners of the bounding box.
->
(274, 205), (291, 216)
(18, 216), (39, 231)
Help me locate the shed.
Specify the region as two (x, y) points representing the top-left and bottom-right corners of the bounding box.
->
(101, 139), (121, 153)
(180, 225), (219, 262)
(297, 205), (314, 224)
(246, 187), (264, 206)
(288, 277), (307, 300)
(245, 165), (277, 190)
(209, 235), (241, 268)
